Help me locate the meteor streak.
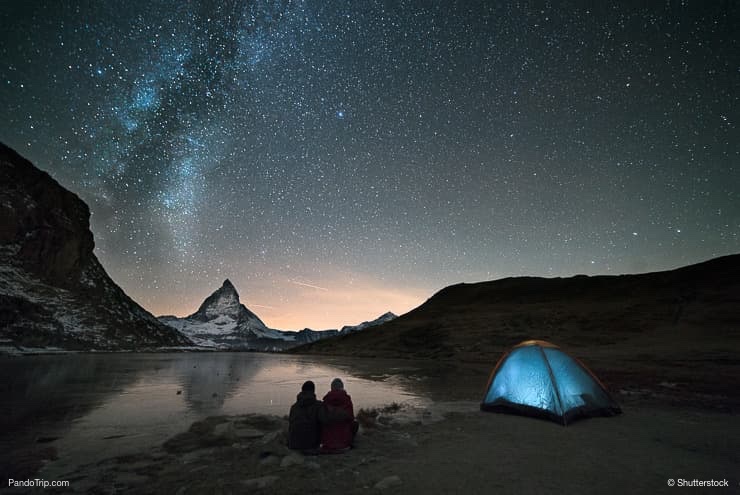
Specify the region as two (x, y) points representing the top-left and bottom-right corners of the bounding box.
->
(291, 280), (329, 291)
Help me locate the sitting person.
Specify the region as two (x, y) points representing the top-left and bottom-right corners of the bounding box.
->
(320, 378), (359, 453)
(288, 380), (322, 453)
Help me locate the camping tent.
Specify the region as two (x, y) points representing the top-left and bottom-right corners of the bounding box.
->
(480, 340), (621, 425)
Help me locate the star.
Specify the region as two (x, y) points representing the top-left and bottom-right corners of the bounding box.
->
(0, 1), (736, 329)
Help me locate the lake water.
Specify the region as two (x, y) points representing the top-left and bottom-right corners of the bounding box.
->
(0, 352), (436, 477)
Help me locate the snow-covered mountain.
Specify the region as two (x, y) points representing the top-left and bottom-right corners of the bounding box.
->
(340, 311), (397, 333)
(188, 279), (264, 325)
(159, 279), (294, 349)
(0, 143), (192, 352)
(279, 311), (398, 345)
(159, 280), (338, 350)
(158, 280), (395, 351)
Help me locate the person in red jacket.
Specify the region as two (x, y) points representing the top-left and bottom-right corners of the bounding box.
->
(320, 378), (359, 453)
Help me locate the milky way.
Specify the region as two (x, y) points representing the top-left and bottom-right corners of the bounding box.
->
(1, 1), (738, 329)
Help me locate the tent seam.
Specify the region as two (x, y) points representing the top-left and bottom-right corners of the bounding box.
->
(537, 345), (566, 424)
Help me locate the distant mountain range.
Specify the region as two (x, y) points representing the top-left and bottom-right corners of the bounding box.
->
(0, 143), (191, 351)
(340, 311), (397, 333)
(158, 280), (396, 351)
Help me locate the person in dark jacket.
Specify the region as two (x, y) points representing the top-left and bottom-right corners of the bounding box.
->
(288, 380), (322, 453)
(320, 378), (359, 453)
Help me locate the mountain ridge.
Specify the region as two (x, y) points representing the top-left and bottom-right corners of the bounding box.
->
(293, 253), (740, 361)
(340, 311), (397, 333)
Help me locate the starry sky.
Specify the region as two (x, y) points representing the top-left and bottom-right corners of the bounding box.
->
(1, 1), (738, 330)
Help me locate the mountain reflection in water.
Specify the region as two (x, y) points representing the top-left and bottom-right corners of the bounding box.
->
(0, 352), (428, 477)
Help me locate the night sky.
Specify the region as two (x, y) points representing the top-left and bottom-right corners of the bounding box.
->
(1, 1), (738, 330)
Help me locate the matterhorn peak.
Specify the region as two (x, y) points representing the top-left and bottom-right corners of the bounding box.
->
(190, 278), (243, 321)
(220, 278), (238, 294)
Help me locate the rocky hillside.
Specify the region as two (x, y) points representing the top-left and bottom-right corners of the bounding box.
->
(294, 255), (740, 402)
(0, 143), (192, 351)
(297, 254), (740, 359)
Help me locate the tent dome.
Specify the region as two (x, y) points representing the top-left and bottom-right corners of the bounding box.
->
(481, 340), (621, 425)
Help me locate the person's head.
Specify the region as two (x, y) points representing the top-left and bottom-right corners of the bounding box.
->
(301, 380), (315, 393)
(330, 378), (344, 391)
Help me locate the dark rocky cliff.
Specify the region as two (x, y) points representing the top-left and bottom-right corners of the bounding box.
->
(0, 143), (191, 350)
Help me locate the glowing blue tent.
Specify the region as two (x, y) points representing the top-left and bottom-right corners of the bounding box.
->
(481, 340), (621, 425)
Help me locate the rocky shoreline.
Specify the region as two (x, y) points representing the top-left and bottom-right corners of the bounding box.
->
(19, 395), (739, 494)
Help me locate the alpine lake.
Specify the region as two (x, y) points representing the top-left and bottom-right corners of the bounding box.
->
(0, 352), (484, 479)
